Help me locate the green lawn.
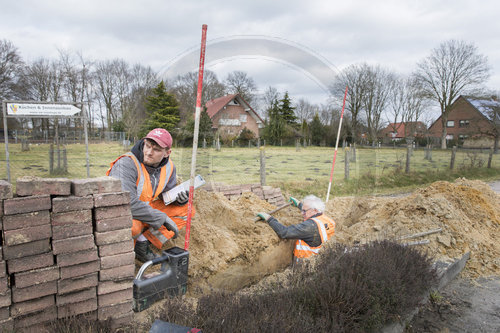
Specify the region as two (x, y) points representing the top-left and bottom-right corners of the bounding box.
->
(1, 143), (499, 196)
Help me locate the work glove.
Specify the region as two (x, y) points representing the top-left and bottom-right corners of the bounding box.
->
(288, 196), (300, 207)
(163, 216), (179, 239)
(256, 212), (271, 222)
(176, 190), (189, 205)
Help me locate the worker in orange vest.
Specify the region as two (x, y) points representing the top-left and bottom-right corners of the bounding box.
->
(257, 195), (335, 264)
(107, 128), (193, 263)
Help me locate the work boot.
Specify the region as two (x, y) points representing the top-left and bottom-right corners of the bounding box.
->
(134, 240), (158, 263)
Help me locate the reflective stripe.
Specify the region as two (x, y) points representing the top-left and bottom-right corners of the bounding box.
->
(312, 217), (328, 242)
(149, 228), (168, 244)
(295, 243), (320, 253)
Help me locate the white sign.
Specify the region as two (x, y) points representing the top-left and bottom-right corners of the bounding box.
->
(6, 103), (81, 116)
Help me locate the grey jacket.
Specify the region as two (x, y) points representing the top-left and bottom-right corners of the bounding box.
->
(267, 211), (323, 247)
(108, 139), (177, 229)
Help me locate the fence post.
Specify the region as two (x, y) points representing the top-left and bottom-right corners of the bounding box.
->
(203, 138), (206, 148)
(63, 147), (67, 173)
(260, 146), (266, 186)
(350, 144), (356, 162)
(295, 139), (300, 152)
(49, 144), (54, 174)
(450, 146), (457, 170)
(344, 148), (350, 180)
(488, 147), (494, 168)
(216, 137), (221, 151)
(405, 144), (411, 174)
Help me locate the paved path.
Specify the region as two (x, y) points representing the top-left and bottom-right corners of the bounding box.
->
(489, 180), (500, 193)
(407, 180), (500, 333)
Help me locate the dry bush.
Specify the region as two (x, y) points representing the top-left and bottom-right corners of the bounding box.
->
(159, 240), (437, 333)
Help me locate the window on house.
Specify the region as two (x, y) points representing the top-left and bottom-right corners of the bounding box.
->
(446, 134), (454, 140)
(458, 134), (468, 140)
(446, 120), (455, 127)
(459, 120), (469, 127)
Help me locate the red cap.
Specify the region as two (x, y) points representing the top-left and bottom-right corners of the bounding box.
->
(145, 128), (172, 148)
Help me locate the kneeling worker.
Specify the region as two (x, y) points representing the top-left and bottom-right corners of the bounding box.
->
(107, 128), (194, 262)
(257, 195), (335, 264)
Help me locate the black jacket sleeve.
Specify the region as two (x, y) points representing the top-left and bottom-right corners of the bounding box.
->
(267, 217), (322, 247)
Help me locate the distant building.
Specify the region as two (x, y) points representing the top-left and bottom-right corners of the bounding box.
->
(379, 122), (427, 142)
(428, 95), (500, 148)
(205, 94), (264, 138)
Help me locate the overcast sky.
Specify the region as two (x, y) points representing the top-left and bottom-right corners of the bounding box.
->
(2, 0), (499, 109)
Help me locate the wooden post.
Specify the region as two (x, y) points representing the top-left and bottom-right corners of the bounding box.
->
(450, 146), (457, 170)
(488, 147), (494, 168)
(49, 144), (54, 174)
(202, 138), (206, 148)
(296, 139), (300, 152)
(260, 146), (266, 186)
(63, 147), (67, 173)
(344, 148), (350, 180)
(405, 144), (411, 174)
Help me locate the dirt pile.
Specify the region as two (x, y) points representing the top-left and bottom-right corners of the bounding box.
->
(164, 178), (498, 298)
(328, 178), (500, 278)
(168, 190), (301, 294)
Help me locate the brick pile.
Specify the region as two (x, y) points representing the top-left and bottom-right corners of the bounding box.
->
(203, 183), (287, 206)
(0, 177), (135, 332)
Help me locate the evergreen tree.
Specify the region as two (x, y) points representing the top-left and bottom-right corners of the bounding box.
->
(185, 106), (214, 142)
(279, 92), (297, 125)
(143, 81), (180, 134)
(310, 113), (326, 145)
(264, 98), (285, 145)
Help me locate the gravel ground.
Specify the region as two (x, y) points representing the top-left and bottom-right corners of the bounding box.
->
(405, 180), (500, 333)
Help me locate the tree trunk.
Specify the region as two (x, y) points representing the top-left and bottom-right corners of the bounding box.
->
(440, 115), (448, 149)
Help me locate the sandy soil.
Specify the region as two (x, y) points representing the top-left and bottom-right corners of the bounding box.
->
(136, 178), (500, 329)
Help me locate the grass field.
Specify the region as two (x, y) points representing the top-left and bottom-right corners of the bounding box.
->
(1, 142), (499, 196)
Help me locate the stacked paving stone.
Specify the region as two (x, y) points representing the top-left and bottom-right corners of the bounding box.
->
(204, 182), (287, 206)
(0, 177), (135, 332)
(92, 189), (135, 327)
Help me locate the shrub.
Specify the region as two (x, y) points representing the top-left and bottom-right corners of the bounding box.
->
(159, 240), (437, 333)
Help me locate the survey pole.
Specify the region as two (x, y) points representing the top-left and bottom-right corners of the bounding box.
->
(184, 24), (208, 251)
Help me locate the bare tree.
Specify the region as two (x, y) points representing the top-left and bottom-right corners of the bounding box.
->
(414, 39), (490, 148)
(224, 70), (257, 104)
(388, 75), (427, 143)
(330, 63), (369, 143)
(170, 70), (225, 124)
(363, 65), (395, 145)
(93, 59), (127, 130)
(260, 86), (280, 120)
(295, 98), (316, 123)
(122, 64), (159, 138)
(0, 39), (24, 100)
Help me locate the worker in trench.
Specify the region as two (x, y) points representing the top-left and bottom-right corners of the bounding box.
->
(257, 195), (335, 264)
(107, 128), (194, 263)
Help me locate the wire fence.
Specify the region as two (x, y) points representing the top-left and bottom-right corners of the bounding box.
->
(1, 139), (498, 193)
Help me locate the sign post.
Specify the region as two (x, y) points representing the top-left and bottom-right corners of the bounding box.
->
(2, 100), (89, 182)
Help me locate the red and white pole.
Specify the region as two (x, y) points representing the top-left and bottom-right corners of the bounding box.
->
(325, 85), (348, 203)
(184, 24), (207, 251)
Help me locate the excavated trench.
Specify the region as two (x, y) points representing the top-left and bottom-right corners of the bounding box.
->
(138, 178), (500, 323)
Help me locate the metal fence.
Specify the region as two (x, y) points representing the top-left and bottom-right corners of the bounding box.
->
(1, 141), (499, 192)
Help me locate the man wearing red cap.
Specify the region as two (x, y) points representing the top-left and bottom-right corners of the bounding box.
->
(107, 128), (193, 262)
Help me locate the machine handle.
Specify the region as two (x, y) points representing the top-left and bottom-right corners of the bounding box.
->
(135, 253), (171, 280)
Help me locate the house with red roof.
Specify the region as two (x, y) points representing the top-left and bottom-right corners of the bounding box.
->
(428, 95), (500, 148)
(380, 121), (427, 142)
(205, 94), (264, 138)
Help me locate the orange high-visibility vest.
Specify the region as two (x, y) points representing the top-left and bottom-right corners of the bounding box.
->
(107, 153), (192, 249)
(293, 214), (335, 261)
